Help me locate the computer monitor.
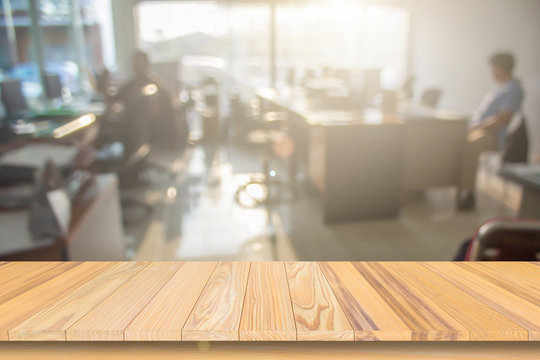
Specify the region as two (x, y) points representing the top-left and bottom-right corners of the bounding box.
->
(0, 79), (28, 119)
(44, 73), (63, 100)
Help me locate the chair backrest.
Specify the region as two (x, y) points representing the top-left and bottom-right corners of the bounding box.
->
(44, 73), (63, 100)
(467, 218), (540, 261)
(1, 79), (28, 118)
(420, 88), (442, 108)
(121, 87), (154, 157)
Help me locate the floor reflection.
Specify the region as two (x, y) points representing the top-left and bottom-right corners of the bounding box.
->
(128, 142), (517, 262)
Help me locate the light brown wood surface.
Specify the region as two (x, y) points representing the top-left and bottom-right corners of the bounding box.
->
(285, 262), (353, 341)
(354, 262), (469, 340)
(0, 262), (111, 341)
(424, 262), (540, 340)
(239, 262), (296, 340)
(183, 262), (249, 341)
(0, 262), (73, 305)
(9, 262), (148, 341)
(67, 262), (182, 340)
(124, 262), (216, 341)
(383, 262), (528, 340)
(320, 262), (411, 340)
(0, 262), (65, 287)
(0, 261), (539, 342)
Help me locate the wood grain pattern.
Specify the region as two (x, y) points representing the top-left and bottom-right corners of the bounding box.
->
(183, 262), (249, 341)
(0, 261), (539, 342)
(320, 262), (411, 340)
(9, 262), (148, 341)
(239, 262), (296, 340)
(477, 262), (540, 284)
(0, 262), (111, 341)
(384, 262), (528, 340)
(124, 262), (216, 340)
(0, 262), (65, 287)
(353, 262), (469, 340)
(285, 262), (353, 341)
(424, 262), (540, 340)
(67, 262), (183, 341)
(457, 262), (540, 307)
(0, 262), (72, 305)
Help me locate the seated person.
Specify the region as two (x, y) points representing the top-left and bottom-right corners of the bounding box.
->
(114, 51), (185, 149)
(458, 52), (526, 210)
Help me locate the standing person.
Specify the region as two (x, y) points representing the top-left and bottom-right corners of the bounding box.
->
(115, 51), (186, 149)
(458, 52), (526, 210)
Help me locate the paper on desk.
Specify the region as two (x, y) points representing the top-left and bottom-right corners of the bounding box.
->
(0, 144), (77, 168)
(46, 189), (71, 236)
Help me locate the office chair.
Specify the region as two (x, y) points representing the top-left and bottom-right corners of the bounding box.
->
(44, 73), (63, 100)
(96, 82), (185, 223)
(466, 218), (540, 261)
(420, 88), (442, 108)
(95, 85), (155, 223)
(1, 79), (29, 119)
(502, 114), (528, 164)
(235, 99), (295, 207)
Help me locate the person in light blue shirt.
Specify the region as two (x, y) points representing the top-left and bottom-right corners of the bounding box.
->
(470, 55), (524, 148)
(459, 52), (527, 210)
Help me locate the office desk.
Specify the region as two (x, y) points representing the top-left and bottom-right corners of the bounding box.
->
(0, 261), (538, 358)
(500, 164), (540, 218)
(257, 88), (468, 222)
(0, 174), (124, 261)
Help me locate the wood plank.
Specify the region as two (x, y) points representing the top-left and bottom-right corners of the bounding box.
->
(482, 262), (540, 284)
(0, 262), (64, 286)
(285, 262), (353, 341)
(384, 262), (528, 340)
(67, 262), (183, 341)
(239, 262), (296, 341)
(319, 262), (411, 340)
(2, 342), (540, 359)
(182, 262), (249, 341)
(9, 262), (148, 341)
(457, 262), (540, 307)
(124, 262), (217, 341)
(0, 262), (111, 341)
(353, 263), (469, 340)
(0, 262), (71, 305)
(424, 262), (540, 340)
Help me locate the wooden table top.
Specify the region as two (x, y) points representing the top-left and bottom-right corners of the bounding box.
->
(0, 261), (539, 342)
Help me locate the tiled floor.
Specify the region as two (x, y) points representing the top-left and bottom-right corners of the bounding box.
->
(126, 143), (518, 262)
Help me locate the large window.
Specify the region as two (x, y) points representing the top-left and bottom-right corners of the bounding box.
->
(136, 0), (409, 90)
(0, 0), (114, 100)
(137, 1), (270, 90)
(276, 2), (409, 89)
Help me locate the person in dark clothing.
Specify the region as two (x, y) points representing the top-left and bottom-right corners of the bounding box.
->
(115, 51), (186, 149)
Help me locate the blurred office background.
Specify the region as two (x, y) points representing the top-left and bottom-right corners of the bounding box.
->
(0, 0), (539, 262)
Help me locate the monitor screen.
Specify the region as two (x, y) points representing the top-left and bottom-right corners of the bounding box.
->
(44, 73), (63, 100)
(0, 80), (28, 118)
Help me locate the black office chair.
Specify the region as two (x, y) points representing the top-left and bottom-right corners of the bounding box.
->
(1, 79), (29, 119)
(420, 88), (442, 108)
(44, 73), (63, 100)
(465, 218), (540, 261)
(96, 81), (187, 223)
(502, 114), (528, 164)
(95, 85), (156, 223)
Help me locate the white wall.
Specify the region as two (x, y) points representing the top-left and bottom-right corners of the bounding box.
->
(110, 0), (139, 81)
(408, 0), (540, 160)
